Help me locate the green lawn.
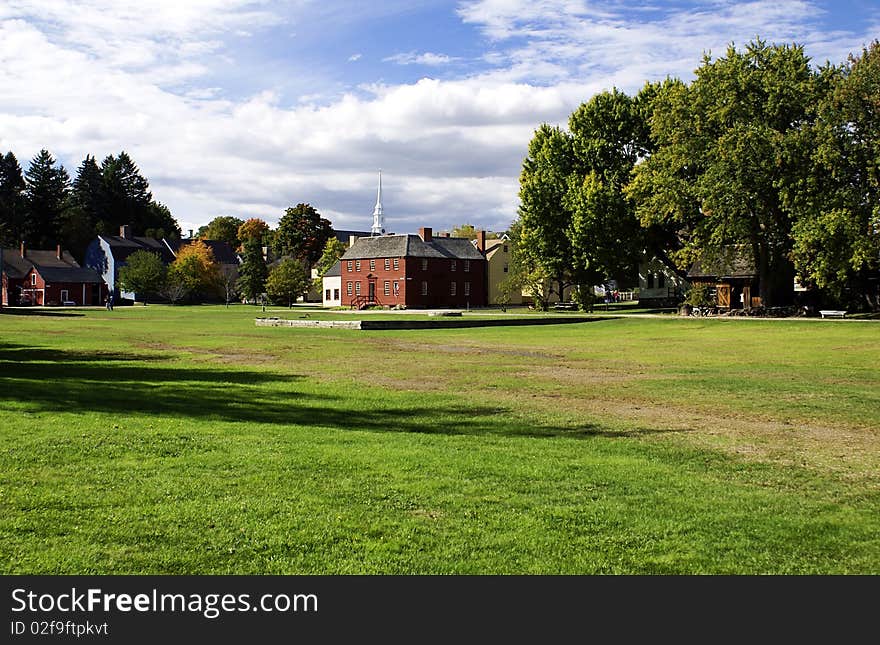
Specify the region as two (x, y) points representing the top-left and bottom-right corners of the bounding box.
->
(1, 304), (878, 574)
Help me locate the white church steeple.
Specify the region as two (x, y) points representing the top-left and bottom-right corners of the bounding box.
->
(371, 170), (385, 236)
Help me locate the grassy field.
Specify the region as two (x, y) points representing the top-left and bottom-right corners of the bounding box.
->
(1, 304), (878, 574)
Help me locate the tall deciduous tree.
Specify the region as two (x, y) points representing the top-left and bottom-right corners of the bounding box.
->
(24, 149), (70, 248)
(237, 237), (268, 304)
(789, 41), (880, 309)
(516, 124), (576, 305)
(631, 40), (826, 307)
(273, 203), (333, 265)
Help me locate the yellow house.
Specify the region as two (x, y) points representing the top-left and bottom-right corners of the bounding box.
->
(473, 232), (523, 306)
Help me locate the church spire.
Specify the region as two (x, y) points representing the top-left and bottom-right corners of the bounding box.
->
(371, 170), (385, 235)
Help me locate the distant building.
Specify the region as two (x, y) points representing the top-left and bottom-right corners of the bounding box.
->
(84, 225), (176, 301)
(321, 261), (342, 307)
(2, 242), (106, 306)
(340, 227), (487, 309)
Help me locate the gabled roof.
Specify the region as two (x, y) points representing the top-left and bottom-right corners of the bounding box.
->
(32, 265), (104, 283)
(2, 247), (81, 277)
(323, 260), (341, 277)
(341, 234), (485, 261)
(100, 235), (177, 264)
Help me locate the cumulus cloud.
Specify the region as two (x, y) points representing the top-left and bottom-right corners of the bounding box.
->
(1, 1), (876, 236)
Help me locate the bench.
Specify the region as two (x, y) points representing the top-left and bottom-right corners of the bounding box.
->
(553, 302), (577, 311)
(62, 300), (76, 306)
(819, 310), (846, 319)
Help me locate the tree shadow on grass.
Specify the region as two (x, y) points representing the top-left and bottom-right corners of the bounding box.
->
(0, 309), (85, 317)
(0, 342), (657, 440)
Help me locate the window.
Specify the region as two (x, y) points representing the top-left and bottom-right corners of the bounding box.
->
(503, 263), (508, 273)
(31, 274), (36, 285)
(464, 282), (470, 296)
(463, 260), (470, 272)
(347, 260), (353, 272)
(393, 258), (399, 271)
(346, 282), (353, 295)
(451, 260), (457, 272)
(421, 259), (427, 271)
(647, 273), (654, 289)
(503, 245), (508, 253)
(325, 289), (331, 300)
(421, 281), (428, 295)
(355, 260), (361, 272)
(393, 281), (399, 296)
(450, 282), (457, 295)
(658, 274), (666, 289)
(384, 258), (390, 270)
(369, 259), (375, 271)
(355, 282), (361, 295)
(384, 281), (390, 296)
(333, 288), (339, 300)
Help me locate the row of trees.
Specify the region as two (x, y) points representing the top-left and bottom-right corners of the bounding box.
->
(514, 39), (880, 310)
(0, 149), (180, 260)
(119, 203), (343, 306)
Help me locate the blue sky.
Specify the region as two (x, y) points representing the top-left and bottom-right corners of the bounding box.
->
(1, 1), (877, 237)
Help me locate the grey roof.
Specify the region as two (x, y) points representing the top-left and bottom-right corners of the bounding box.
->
(2, 247), (102, 284)
(35, 266), (104, 283)
(333, 229), (373, 244)
(324, 260), (341, 277)
(341, 234), (485, 261)
(3, 248), (81, 276)
(101, 235), (177, 264)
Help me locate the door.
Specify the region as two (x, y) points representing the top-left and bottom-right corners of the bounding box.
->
(716, 284), (731, 308)
(61, 289), (69, 303)
(368, 281), (376, 303)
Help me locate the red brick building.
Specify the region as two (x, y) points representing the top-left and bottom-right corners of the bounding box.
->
(340, 227), (487, 309)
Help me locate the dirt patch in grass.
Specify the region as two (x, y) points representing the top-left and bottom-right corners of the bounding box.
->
(531, 394), (880, 484)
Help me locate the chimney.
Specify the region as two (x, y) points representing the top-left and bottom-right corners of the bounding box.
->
(476, 230), (487, 253)
(120, 224), (132, 239)
(419, 227), (432, 243)
(188, 229), (194, 240)
(349, 235), (358, 247)
(20, 241), (25, 258)
(56, 244), (62, 260)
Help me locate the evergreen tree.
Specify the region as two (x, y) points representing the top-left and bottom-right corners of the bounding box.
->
(237, 237), (268, 304)
(0, 151), (27, 246)
(24, 149), (70, 248)
(59, 154), (103, 260)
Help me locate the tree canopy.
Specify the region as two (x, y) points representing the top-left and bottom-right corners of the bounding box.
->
(117, 250), (167, 302)
(273, 203), (333, 265)
(518, 38), (880, 311)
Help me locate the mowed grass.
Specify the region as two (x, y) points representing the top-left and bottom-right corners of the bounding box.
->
(1, 305), (878, 574)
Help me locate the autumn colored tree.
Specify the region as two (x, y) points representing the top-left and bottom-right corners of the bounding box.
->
(166, 240), (220, 302)
(237, 217), (271, 245)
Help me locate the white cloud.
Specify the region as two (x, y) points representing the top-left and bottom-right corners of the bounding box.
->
(1, 1), (877, 237)
(348, 53), (362, 62)
(383, 51), (458, 66)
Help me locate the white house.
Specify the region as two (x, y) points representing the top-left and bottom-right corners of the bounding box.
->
(321, 261), (342, 307)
